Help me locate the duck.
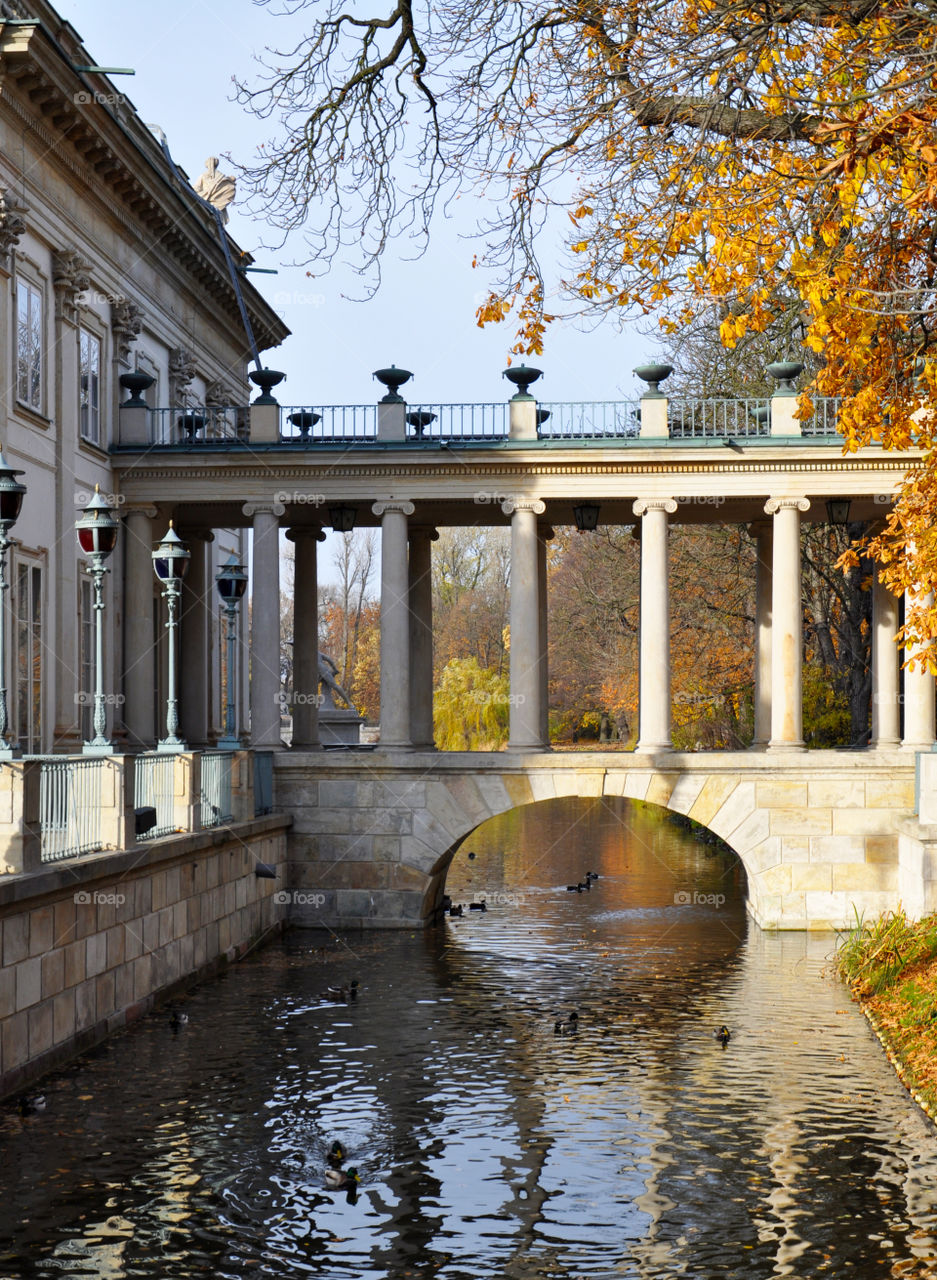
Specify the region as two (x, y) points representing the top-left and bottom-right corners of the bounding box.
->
(469, 900), (487, 912)
(553, 1011), (579, 1035)
(449, 904), (464, 917)
(566, 885), (580, 892)
(325, 1166), (360, 1191)
(169, 1009), (189, 1030)
(587, 871), (599, 881)
(322, 980), (360, 1004)
(714, 1024), (731, 1046)
(326, 1140), (346, 1167)
(18, 1093), (46, 1115)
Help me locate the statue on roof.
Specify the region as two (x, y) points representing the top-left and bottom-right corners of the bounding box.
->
(194, 156), (236, 224)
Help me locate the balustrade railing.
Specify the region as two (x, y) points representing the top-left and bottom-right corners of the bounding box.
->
(403, 403), (509, 441)
(801, 397), (842, 436)
(279, 405), (377, 442)
(149, 406), (246, 445)
(200, 751), (234, 828)
(37, 757), (104, 862)
(668, 399), (771, 438)
(134, 753), (177, 840)
(537, 401), (642, 440)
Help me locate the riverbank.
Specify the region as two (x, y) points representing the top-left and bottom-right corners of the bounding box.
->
(836, 908), (937, 1122)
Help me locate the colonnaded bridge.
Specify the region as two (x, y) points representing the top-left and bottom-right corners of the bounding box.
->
(110, 369), (937, 930)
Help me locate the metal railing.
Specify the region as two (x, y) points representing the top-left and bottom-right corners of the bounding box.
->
(200, 751), (234, 827)
(537, 401), (642, 440)
(279, 405), (377, 442)
(668, 399), (771, 438)
(38, 757), (104, 862)
(134, 753), (177, 840)
(148, 406), (247, 445)
(254, 751), (273, 816)
(801, 397), (842, 436)
(403, 403), (509, 441)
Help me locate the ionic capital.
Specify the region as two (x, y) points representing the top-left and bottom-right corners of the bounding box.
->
(242, 500), (286, 519)
(372, 500), (415, 518)
(633, 497), (677, 517)
(122, 503), (159, 522)
(764, 497), (810, 516)
(501, 498), (546, 516)
(286, 526), (327, 543)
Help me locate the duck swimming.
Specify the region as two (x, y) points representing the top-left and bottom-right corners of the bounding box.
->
(714, 1025), (731, 1046)
(325, 1166), (360, 1191)
(327, 1141), (346, 1167)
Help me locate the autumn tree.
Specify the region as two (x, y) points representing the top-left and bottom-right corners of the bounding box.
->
(239, 0), (937, 640)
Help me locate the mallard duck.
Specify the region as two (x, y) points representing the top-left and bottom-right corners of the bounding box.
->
(326, 1140), (346, 1167)
(449, 903), (463, 917)
(18, 1093), (46, 1115)
(714, 1025), (731, 1046)
(169, 1009), (189, 1029)
(469, 900), (487, 912)
(554, 1011), (579, 1034)
(587, 871), (599, 881)
(325, 1166), (360, 1191)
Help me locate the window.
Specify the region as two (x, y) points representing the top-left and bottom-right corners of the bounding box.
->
(16, 280), (42, 411)
(15, 562), (42, 752)
(79, 575), (94, 741)
(79, 329), (101, 445)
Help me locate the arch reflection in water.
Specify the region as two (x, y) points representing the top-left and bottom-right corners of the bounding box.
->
(1, 798), (936, 1278)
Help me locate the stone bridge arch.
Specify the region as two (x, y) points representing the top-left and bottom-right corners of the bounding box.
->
(274, 751), (916, 931)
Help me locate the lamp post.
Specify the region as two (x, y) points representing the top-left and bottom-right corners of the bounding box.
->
(76, 485), (120, 754)
(0, 447), (25, 759)
(215, 552), (248, 749)
(152, 522), (191, 753)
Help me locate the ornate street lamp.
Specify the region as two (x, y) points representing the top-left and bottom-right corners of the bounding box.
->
(826, 498), (852, 526)
(573, 502), (601, 533)
(0, 447), (25, 759)
(152, 522), (191, 753)
(329, 504), (357, 533)
(215, 552), (248, 749)
(76, 485), (120, 754)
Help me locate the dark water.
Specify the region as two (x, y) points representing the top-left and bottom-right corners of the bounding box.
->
(2, 796), (937, 1279)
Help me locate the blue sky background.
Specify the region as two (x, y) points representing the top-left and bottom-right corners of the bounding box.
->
(59, 0), (652, 408)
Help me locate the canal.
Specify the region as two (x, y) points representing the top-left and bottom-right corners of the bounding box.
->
(1, 795), (936, 1278)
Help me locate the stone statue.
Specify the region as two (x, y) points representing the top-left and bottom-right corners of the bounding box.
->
(318, 652), (354, 710)
(194, 156), (236, 224)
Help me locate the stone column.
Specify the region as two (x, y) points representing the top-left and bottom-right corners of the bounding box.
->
(286, 526), (326, 750)
(537, 524), (554, 746)
(764, 497), (810, 749)
(504, 499), (547, 749)
(373, 500), (416, 748)
(871, 569), (901, 749)
(408, 525), (438, 750)
(178, 530), (213, 748)
(751, 521), (773, 747)
(243, 501), (285, 748)
(634, 498), (677, 751)
(121, 504), (158, 749)
(902, 588), (936, 749)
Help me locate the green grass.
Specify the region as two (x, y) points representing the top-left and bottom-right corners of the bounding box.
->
(835, 907), (937, 997)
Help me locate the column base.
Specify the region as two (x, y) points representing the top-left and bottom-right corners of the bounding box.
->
(635, 740), (672, 753)
(506, 741), (550, 752)
(901, 741), (937, 752)
(767, 740), (806, 752)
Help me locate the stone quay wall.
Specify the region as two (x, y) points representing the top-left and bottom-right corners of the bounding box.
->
(0, 815), (289, 1100)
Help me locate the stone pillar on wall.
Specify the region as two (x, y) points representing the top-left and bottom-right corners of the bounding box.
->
(751, 521), (773, 748)
(765, 497), (809, 749)
(871, 569), (901, 749)
(121, 505), (158, 749)
(634, 498), (677, 752)
(504, 498), (547, 749)
(537, 523), (553, 747)
(243, 501), (285, 748)
(178, 530), (213, 747)
(373, 500), (415, 748)
(287, 526), (326, 750)
(408, 524), (438, 750)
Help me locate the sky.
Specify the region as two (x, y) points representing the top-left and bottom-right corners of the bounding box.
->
(56, 0), (654, 586)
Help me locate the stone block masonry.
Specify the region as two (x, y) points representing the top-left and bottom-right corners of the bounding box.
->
(0, 815), (289, 1101)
